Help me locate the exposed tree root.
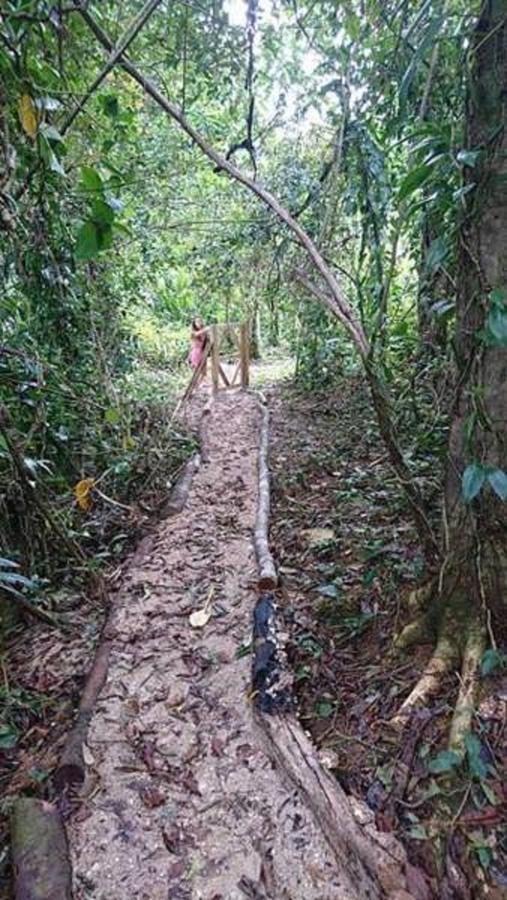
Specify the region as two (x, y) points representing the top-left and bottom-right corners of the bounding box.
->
(391, 625), (459, 730)
(392, 592), (487, 753)
(394, 611), (433, 649)
(448, 620), (486, 753)
(405, 580), (435, 615)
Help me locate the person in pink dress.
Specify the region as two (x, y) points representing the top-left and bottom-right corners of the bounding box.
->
(188, 317), (208, 380)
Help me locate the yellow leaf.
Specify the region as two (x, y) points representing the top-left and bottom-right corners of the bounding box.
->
(74, 477), (95, 511)
(18, 94), (38, 140)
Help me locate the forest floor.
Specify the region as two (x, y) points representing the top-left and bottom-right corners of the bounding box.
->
(267, 376), (507, 900)
(0, 361), (505, 900)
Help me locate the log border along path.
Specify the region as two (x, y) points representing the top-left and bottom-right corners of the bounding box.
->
(11, 388), (415, 900)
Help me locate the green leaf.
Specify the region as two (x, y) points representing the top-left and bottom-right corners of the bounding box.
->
(476, 846), (492, 870)
(407, 823), (428, 840)
(316, 700), (334, 718)
(481, 648), (506, 676)
(80, 166), (103, 194)
(456, 149), (480, 167)
(487, 307), (507, 345)
(0, 725), (18, 749)
(462, 464), (486, 502)
(345, 13), (360, 41)
(102, 94), (119, 118)
(427, 749), (461, 774)
(49, 151), (65, 176)
(92, 199), (115, 226)
(104, 407), (121, 425)
(481, 780), (498, 805)
(464, 732), (489, 780)
(487, 468), (507, 500)
(75, 221), (100, 260)
(398, 164), (433, 202)
(98, 224), (113, 250)
(425, 237), (448, 273)
(489, 288), (506, 309)
(0, 571), (37, 589)
(235, 641), (251, 659)
(40, 124), (64, 143)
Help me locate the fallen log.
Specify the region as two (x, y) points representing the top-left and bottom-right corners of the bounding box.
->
(251, 395), (415, 900)
(162, 453), (201, 516)
(53, 640), (111, 798)
(254, 404), (277, 590)
(10, 797), (72, 900)
(255, 712), (412, 899)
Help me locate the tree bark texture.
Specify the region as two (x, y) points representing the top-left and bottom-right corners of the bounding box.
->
(10, 798), (72, 900)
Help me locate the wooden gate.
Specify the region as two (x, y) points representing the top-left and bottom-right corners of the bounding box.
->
(175, 320), (250, 413)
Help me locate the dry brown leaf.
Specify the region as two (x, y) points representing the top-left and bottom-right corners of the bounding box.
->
(301, 527), (335, 546)
(189, 586), (214, 629)
(18, 94), (38, 139)
(140, 785), (165, 808)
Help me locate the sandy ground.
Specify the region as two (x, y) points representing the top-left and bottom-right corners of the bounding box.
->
(68, 389), (350, 900)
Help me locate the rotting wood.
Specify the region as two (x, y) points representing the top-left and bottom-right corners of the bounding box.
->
(163, 453), (201, 516)
(254, 403), (277, 590)
(10, 797), (72, 900)
(255, 713), (413, 900)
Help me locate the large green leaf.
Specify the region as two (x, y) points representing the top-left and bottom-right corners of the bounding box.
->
(462, 464), (486, 502)
(456, 149), (480, 168)
(398, 164), (433, 202)
(487, 468), (507, 500)
(425, 237), (448, 273)
(487, 308), (507, 345)
(75, 221), (100, 260)
(80, 166), (103, 194)
(481, 648), (506, 676)
(464, 732), (489, 780)
(92, 199), (115, 226)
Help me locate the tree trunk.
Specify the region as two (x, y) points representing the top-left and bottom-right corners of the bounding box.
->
(394, 0), (507, 749)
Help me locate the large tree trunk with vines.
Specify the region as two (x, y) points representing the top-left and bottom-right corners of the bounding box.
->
(394, 0), (507, 749)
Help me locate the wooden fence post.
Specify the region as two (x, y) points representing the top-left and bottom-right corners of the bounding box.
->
(240, 320), (250, 388)
(211, 325), (220, 395)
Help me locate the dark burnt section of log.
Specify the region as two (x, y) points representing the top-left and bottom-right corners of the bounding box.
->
(252, 593), (293, 714)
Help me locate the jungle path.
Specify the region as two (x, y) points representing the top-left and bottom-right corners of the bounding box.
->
(67, 388), (412, 900)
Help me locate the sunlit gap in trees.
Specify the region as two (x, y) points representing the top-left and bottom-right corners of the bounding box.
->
(224, 0), (366, 137)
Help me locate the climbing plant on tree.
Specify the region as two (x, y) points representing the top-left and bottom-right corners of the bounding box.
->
(393, 0), (507, 749)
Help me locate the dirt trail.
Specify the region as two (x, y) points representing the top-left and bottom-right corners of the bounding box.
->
(69, 389), (353, 900)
